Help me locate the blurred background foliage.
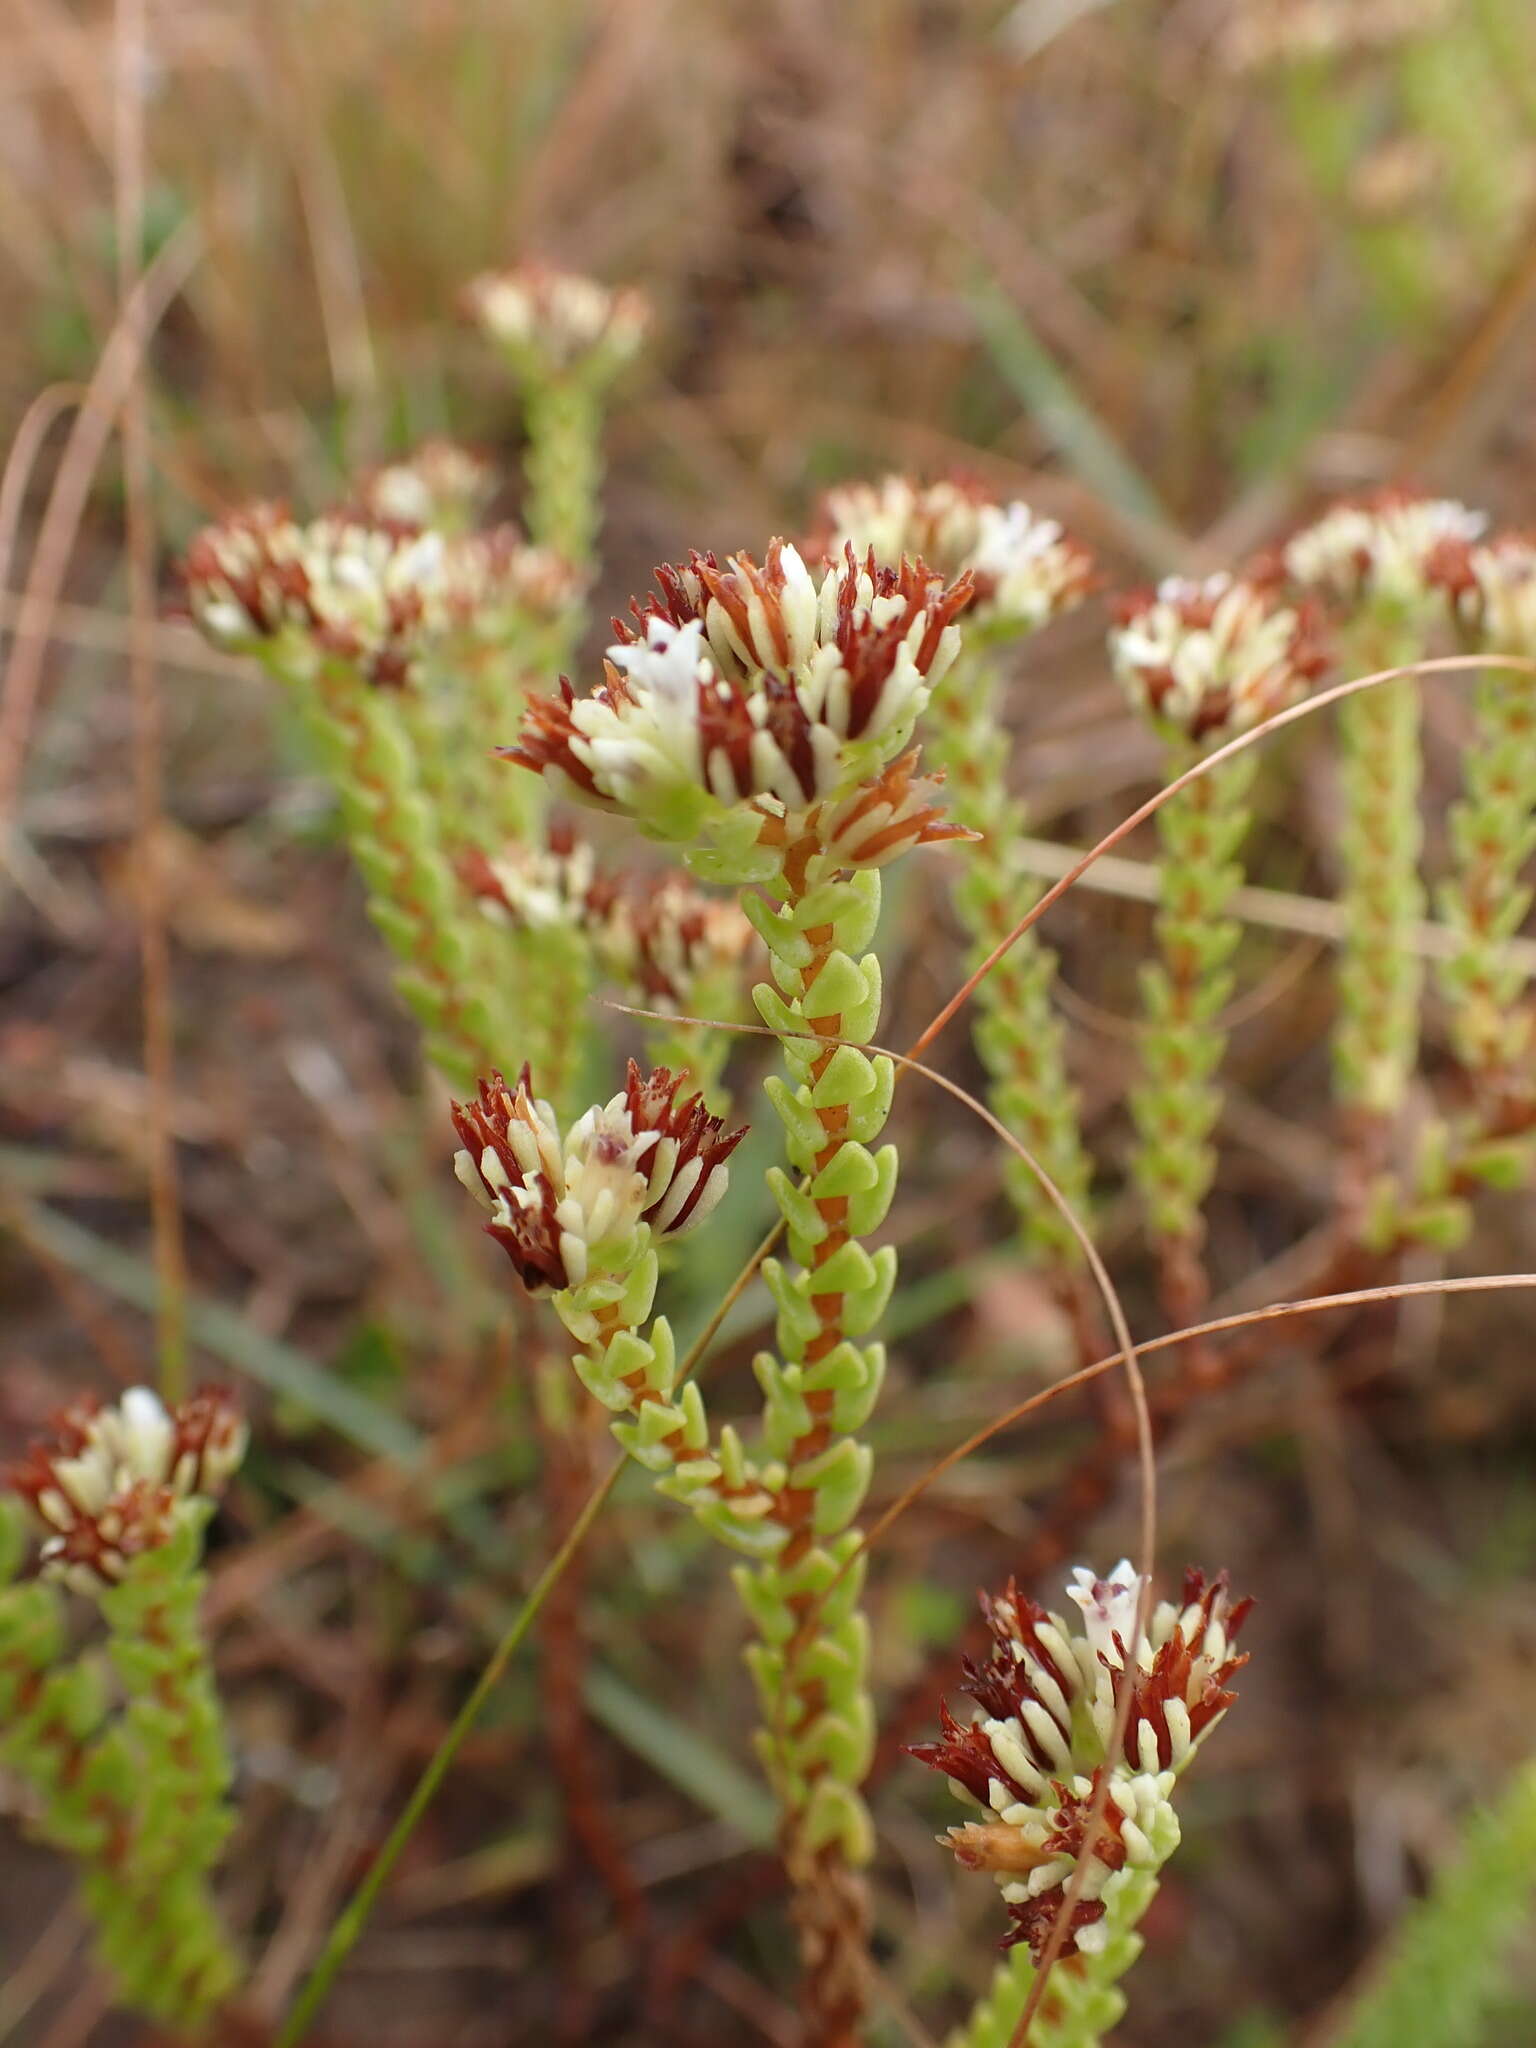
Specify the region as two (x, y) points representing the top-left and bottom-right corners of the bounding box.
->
(5, 2), (1536, 2044)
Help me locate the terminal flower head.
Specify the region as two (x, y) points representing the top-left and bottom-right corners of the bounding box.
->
(1110, 572), (1328, 743)
(460, 826), (604, 936)
(452, 1063), (745, 1295)
(181, 503), (446, 687)
(1283, 489), (1486, 614)
(818, 475), (1094, 636)
(181, 505), (576, 684)
(909, 1562), (1250, 1959)
(603, 871), (756, 1014)
(465, 263), (650, 386)
(9, 1386), (247, 1594)
(507, 539), (972, 876)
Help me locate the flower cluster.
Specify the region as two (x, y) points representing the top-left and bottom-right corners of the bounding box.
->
(1430, 531), (1536, 659)
(1282, 489), (1487, 614)
(817, 475), (1094, 635)
(452, 1063), (745, 1295)
(1110, 572), (1328, 743)
(352, 439), (497, 535)
(910, 1562), (1250, 1960)
(465, 263), (651, 384)
(508, 540), (972, 870)
(181, 505), (576, 685)
(462, 829), (755, 1014)
(9, 1388), (247, 1596)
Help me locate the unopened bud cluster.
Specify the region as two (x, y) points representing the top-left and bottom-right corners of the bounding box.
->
(1283, 489), (1486, 616)
(453, 1063), (743, 1296)
(351, 438), (497, 535)
(1432, 532), (1536, 658)
(182, 502), (575, 688)
(461, 828), (754, 1016)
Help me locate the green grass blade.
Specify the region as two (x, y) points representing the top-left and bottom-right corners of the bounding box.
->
(969, 278), (1171, 533)
(584, 1664), (776, 1846)
(1331, 1760), (1536, 2048)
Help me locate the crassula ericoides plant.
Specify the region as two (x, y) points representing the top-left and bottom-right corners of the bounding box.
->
(1, 1387), (247, 2027)
(466, 534), (973, 2042)
(1110, 571), (1328, 1322)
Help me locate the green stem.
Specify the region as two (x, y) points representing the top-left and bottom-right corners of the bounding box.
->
(741, 840), (902, 2044)
(1334, 617), (1425, 1122)
(458, 621), (554, 854)
(294, 663), (501, 1088)
(524, 377), (602, 577)
(1130, 748), (1254, 1320)
(99, 1514), (236, 1888)
(1437, 661), (1536, 1084)
(0, 1506), (239, 2030)
(925, 649), (1093, 1268)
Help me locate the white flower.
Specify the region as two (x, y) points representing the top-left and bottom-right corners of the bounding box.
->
(11, 1386), (248, 1593)
(183, 507), (578, 685)
(1066, 1559), (1147, 1670)
(353, 440), (496, 534)
(914, 1563), (1250, 1958)
(1449, 537), (1536, 660)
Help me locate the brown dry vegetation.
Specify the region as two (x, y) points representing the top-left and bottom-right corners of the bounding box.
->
(4, 2), (1536, 2044)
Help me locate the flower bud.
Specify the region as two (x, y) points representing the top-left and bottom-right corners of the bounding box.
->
(1283, 489), (1486, 613)
(452, 1063), (746, 1294)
